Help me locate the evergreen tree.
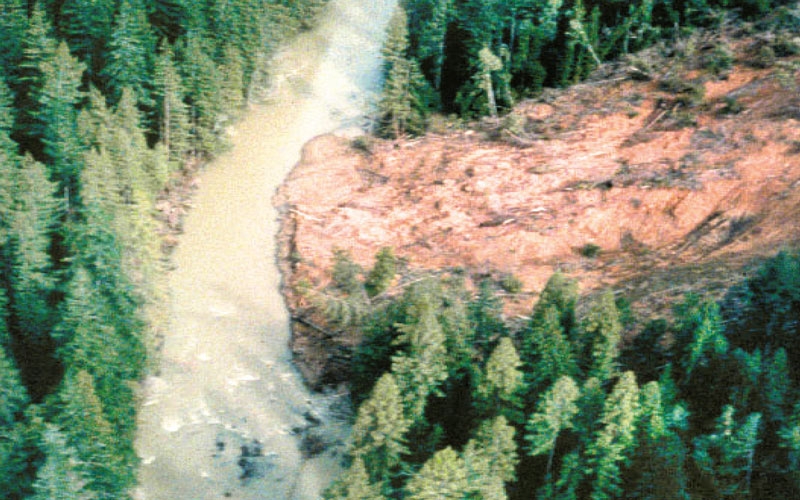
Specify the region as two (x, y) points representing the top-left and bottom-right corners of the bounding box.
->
(323, 457), (384, 500)
(102, 0), (156, 106)
(350, 373), (410, 486)
(463, 416), (517, 499)
(179, 31), (224, 154)
(34, 40), (86, 197)
(152, 42), (190, 164)
(475, 337), (525, 422)
(218, 43), (246, 118)
(378, 6), (429, 137)
(627, 381), (690, 500)
(674, 295), (728, 384)
(581, 290), (623, 384)
(0, 343), (28, 427)
(405, 447), (470, 499)
(58, 0), (115, 78)
(586, 371), (639, 500)
(31, 426), (91, 500)
(7, 153), (60, 348)
(56, 370), (128, 499)
(365, 247), (397, 298)
(16, 5), (58, 147)
(0, 0), (27, 79)
(468, 279), (507, 355)
(391, 282), (449, 422)
(526, 375), (580, 480)
(693, 405), (761, 499)
(524, 303), (578, 394)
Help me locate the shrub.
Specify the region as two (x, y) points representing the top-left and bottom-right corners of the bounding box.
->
(499, 273), (524, 294)
(579, 243), (602, 258)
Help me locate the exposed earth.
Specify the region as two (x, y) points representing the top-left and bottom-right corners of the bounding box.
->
(274, 32), (800, 388)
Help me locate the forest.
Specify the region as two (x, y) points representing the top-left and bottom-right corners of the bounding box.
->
(1, 0), (799, 498)
(0, 0), (325, 498)
(376, 0), (800, 134)
(325, 1), (800, 498)
(321, 248), (800, 499)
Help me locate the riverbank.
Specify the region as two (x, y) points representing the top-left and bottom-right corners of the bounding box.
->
(134, 1), (397, 498)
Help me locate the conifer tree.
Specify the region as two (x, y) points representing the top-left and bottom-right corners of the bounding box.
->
(323, 457), (384, 500)
(674, 296), (728, 384)
(153, 42), (190, 164)
(59, 0), (115, 78)
(581, 290), (623, 384)
(31, 426), (91, 500)
(7, 153), (60, 348)
(56, 370), (128, 499)
(475, 337), (525, 422)
(0, 343), (28, 427)
(468, 279), (506, 355)
(524, 303), (578, 394)
(0, 79), (19, 247)
(0, 0), (27, 78)
(378, 5), (429, 138)
(180, 32), (224, 154)
(627, 381), (690, 500)
(350, 373), (410, 486)
(365, 247), (397, 298)
(102, 0), (156, 106)
(16, 5), (58, 146)
(463, 416), (517, 499)
(405, 447), (470, 499)
(391, 282), (449, 422)
(34, 41), (86, 196)
(693, 405), (761, 499)
(526, 375), (580, 480)
(218, 43), (246, 118)
(587, 371), (640, 500)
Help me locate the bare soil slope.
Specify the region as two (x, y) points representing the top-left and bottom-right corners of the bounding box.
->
(275, 38), (800, 386)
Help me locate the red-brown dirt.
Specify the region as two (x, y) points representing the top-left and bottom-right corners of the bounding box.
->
(275, 42), (800, 387)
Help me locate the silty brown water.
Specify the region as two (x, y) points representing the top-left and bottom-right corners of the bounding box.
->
(133, 1), (396, 498)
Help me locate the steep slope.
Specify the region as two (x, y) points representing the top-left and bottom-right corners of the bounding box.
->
(275, 34), (800, 386)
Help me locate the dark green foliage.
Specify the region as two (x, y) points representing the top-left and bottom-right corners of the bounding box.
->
(342, 255), (800, 499)
(395, 0), (788, 119)
(0, 3), (333, 497)
(102, 0), (156, 106)
(365, 247), (397, 298)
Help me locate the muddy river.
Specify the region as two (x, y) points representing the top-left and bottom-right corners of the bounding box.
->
(133, 1), (396, 498)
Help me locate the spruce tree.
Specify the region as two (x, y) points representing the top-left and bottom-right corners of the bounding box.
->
(34, 40), (86, 197)
(586, 371), (640, 500)
(391, 282), (449, 423)
(102, 0), (156, 106)
(464, 416), (518, 492)
(31, 426), (91, 500)
(405, 447), (470, 499)
(0, 0), (27, 78)
(0, 343), (28, 427)
(475, 337), (525, 423)
(350, 373), (410, 486)
(153, 42), (190, 164)
(526, 375), (580, 480)
(524, 303), (578, 394)
(581, 290), (623, 384)
(627, 381), (690, 500)
(378, 6), (429, 138)
(56, 370), (128, 499)
(323, 457), (384, 500)
(59, 0), (115, 78)
(693, 405), (761, 499)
